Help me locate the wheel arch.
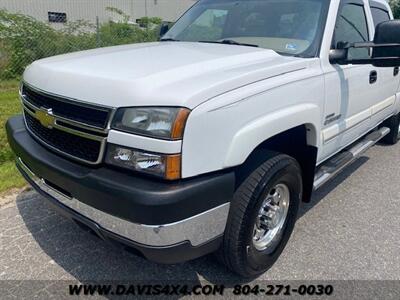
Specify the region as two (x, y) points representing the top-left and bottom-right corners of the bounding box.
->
(224, 104), (320, 168)
(233, 124), (318, 203)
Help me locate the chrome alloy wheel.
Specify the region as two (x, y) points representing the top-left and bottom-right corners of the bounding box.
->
(252, 183), (290, 251)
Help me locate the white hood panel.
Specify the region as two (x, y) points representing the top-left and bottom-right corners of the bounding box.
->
(24, 42), (307, 108)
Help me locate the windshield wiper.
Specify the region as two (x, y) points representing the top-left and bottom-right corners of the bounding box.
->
(199, 39), (259, 48)
(160, 38), (180, 42)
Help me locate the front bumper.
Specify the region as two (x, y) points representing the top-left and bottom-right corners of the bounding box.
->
(6, 115), (235, 263)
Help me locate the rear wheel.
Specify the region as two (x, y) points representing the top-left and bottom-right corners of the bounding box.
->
(218, 152), (302, 277)
(381, 113), (400, 145)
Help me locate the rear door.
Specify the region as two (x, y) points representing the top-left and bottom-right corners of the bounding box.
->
(369, 1), (400, 127)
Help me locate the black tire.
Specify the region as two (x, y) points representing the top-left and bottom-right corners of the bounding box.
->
(218, 151), (302, 278)
(381, 113), (400, 145)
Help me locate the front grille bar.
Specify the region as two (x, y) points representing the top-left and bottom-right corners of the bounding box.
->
(21, 82), (113, 129)
(20, 90), (112, 135)
(22, 100), (106, 142)
(23, 110), (107, 165)
(20, 85), (114, 165)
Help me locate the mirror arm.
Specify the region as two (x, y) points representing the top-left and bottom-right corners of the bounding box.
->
(340, 42), (400, 49)
(333, 20), (400, 67)
(347, 57), (400, 65)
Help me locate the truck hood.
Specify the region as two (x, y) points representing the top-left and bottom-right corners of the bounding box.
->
(23, 42), (308, 109)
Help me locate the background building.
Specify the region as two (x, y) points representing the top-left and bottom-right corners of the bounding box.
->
(0, 0), (196, 27)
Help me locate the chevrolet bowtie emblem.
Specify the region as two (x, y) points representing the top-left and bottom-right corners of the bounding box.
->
(35, 108), (55, 129)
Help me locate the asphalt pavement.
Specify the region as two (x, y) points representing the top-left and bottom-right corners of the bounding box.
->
(0, 141), (399, 297)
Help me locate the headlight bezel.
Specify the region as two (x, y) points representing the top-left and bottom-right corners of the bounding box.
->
(111, 106), (191, 141)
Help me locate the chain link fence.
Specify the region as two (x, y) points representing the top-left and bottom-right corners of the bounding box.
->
(0, 0), (194, 80)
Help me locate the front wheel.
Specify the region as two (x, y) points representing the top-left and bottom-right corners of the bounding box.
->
(217, 152), (302, 278)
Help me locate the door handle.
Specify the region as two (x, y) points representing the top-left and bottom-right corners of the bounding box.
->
(394, 67), (399, 77)
(369, 70), (378, 84)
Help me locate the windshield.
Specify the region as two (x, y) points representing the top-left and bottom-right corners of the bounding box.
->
(163, 0), (330, 57)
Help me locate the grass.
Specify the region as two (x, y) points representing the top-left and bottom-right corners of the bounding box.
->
(0, 80), (26, 194)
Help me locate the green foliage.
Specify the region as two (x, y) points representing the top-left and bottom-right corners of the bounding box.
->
(0, 10), (98, 79)
(137, 17), (163, 28)
(0, 161), (26, 193)
(0, 80), (26, 193)
(391, 0), (400, 19)
(98, 11), (162, 46)
(0, 10), (60, 79)
(98, 20), (158, 46)
(0, 8), (161, 79)
(0, 80), (21, 165)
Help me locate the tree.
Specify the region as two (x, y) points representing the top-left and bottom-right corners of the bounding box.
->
(390, 0), (400, 19)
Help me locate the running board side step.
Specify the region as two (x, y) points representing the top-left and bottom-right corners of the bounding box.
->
(313, 127), (390, 190)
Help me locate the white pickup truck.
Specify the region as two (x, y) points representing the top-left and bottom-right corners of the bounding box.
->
(6, 0), (400, 277)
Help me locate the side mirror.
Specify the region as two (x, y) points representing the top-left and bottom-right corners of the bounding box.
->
(372, 20), (400, 67)
(329, 48), (348, 64)
(329, 41), (353, 64)
(159, 22), (171, 39)
(329, 20), (400, 67)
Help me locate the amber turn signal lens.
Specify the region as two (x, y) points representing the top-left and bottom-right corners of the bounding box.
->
(165, 154), (181, 180)
(171, 108), (190, 139)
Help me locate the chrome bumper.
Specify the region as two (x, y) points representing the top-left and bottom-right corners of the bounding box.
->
(17, 157), (230, 247)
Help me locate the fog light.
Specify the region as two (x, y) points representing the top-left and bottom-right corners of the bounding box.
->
(106, 144), (181, 180)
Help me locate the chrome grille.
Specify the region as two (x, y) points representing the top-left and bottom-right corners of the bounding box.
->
(24, 112), (102, 163)
(21, 83), (113, 165)
(22, 84), (111, 129)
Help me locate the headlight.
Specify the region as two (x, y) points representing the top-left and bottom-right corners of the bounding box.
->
(106, 144), (181, 180)
(111, 107), (190, 140)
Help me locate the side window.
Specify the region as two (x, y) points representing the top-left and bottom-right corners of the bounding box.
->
(370, 7), (390, 27)
(334, 4), (369, 60)
(177, 9), (228, 41)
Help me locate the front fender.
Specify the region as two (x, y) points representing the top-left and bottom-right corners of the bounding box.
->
(224, 104), (321, 168)
(181, 64), (324, 179)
